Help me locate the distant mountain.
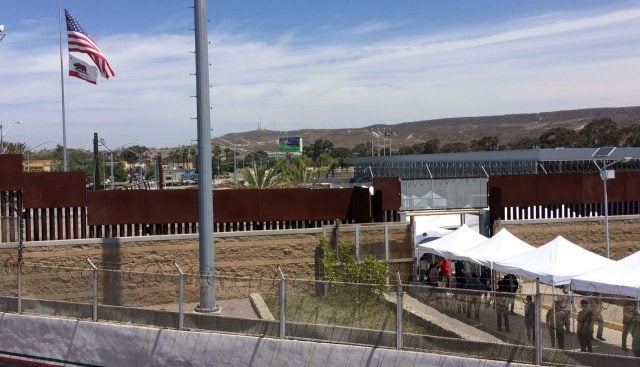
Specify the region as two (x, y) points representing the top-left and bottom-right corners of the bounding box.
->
(218, 106), (640, 152)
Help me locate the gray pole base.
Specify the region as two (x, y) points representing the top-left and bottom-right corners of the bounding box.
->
(194, 304), (221, 313)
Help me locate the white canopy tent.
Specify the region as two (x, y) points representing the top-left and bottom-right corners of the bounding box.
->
(414, 219), (454, 247)
(456, 228), (535, 268)
(417, 224), (487, 259)
(571, 251), (640, 298)
(493, 236), (614, 286)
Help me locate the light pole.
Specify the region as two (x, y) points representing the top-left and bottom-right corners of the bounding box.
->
(215, 137), (237, 185)
(592, 147), (633, 258)
(122, 147), (144, 180)
(0, 121), (23, 154)
(0, 24), (6, 42)
(99, 138), (115, 190)
(24, 140), (56, 172)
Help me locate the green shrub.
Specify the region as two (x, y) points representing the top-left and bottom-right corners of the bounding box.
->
(319, 236), (388, 286)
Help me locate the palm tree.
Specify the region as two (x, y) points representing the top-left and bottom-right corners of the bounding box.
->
(281, 156), (313, 187)
(242, 163), (283, 189)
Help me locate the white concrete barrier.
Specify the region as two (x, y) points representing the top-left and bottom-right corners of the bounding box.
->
(0, 312), (534, 367)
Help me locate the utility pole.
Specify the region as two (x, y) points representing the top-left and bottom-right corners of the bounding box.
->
(92, 133), (100, 190)
(194, 0), (218, 313)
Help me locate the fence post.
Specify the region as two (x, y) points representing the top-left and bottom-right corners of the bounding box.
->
(534, 278), (541, 365)
(174, 262), (185, 330)
(384, 223), (389, 261)
(278, 266), (286, 338)
(17, 261), (22, 314)
(396, 271), (403, 350)
(17, 192), (24, 314)
(86, 258), (98, 321)
(355, 224), (360, 261)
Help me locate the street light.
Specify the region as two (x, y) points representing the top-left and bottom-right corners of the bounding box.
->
(592, 147), (633, 259)
(122, 147), (144, 180)
(99, 138), (115, 190)
(0, 25), (6, 42)
(0, 121), (23, 154)
(214, 137), (237, 185)
(24, 140), (57, 172)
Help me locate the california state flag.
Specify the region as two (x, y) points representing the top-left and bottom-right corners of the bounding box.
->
(69, 54), (98, 84)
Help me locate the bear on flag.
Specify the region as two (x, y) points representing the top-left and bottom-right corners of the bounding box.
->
(69, 54), (98, 84)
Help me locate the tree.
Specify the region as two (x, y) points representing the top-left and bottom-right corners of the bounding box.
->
(331, 147), (350, 161)
(120, 145), (148, 163)
(440, 142), (470, 153)
(507, 137), (538, 150)
(578, 118), (620, 147)
(620, 123), (640, 147)
(538, 127), (578, 148)
(280, 156), (313, 187)
(397, 139), (440, 155)
(470, 136), (499, 151)
(242, 163), (282, 189)
(304, 139), (334, 163)
(319, 237), (388, 286)
(351, 142), (372, 157)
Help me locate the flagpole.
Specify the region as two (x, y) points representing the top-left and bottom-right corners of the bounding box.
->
(58, 0), (68, 171)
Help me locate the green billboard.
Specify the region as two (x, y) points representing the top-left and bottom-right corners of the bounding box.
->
(278, 136), (303, 152)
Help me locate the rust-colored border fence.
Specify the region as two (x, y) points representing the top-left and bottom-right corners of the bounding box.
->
(488, 172), (640, 233)
(0, 155), (402, 243)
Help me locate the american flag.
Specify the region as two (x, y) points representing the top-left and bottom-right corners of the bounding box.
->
(65, 9), (115, 79)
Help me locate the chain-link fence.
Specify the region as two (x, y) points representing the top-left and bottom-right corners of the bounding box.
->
(0, 262), (638, 366)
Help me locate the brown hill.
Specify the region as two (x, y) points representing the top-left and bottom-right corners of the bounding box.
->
(219, 106), (640, 152)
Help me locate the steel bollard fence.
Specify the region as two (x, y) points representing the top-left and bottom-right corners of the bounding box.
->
(278, 266), (286, 338)
(174, 262), (185, 330)
(396, 271), (403, 350)
(86, 258), (98, 321)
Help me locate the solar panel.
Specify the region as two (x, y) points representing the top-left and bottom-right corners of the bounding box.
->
(592, 147), (616, 158)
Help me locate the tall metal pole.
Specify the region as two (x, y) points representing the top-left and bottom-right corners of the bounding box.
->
(232, 143), (237, 185)
(92, 133), (100, 190)
(603, 169), (610, 258)
(194, 0), (218, 312)
(58, 0), (68, 171)
(534, 278), (541, 365)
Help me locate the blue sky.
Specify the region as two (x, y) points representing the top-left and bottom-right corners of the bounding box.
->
(2, 1), (640, 149)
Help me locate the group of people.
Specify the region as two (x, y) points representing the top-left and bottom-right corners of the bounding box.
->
(421, 257), (519, 328)
(524, 291), (640, 356)
(575, 298), (640, 356)
(419, 258), (640, 357)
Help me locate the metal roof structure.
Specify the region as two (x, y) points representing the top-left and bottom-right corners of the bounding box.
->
(345, 148), (640, 181)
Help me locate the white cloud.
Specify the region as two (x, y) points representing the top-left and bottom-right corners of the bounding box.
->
(349, 20), (402, 35)
(2, 6), (640, 148)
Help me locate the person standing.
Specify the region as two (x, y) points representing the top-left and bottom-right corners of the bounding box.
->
(465, 273), (484, 320)
(576, 299), (594, 352)
(622, 300), (636, 351)
(496, 280), (510, 332)
(427, 262), (439, 287)
(503, 274), (519, 314)
(480, 266), (492, 306)
(631, 311), (640, 358)
(523, 295), (535, 342)
(558, 285), (573, 334)
(588, 293), (605, 341)
(439, 258), (451, 287)
(547, 300), (568, 349)
(455, 261), (468, 314)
